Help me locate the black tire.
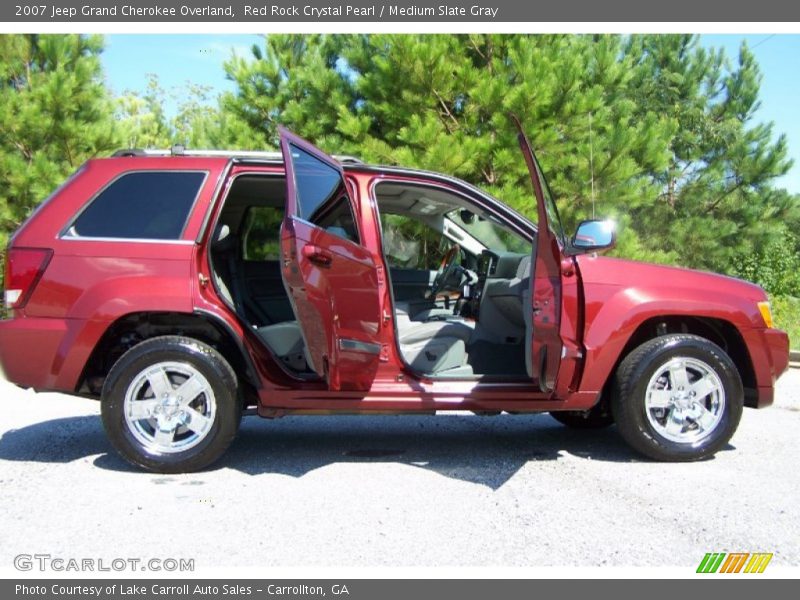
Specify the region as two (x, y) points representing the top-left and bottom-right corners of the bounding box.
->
(101, 336), (240, 473)
(612, 334), (743, 462)
(550, 403), (614, 429)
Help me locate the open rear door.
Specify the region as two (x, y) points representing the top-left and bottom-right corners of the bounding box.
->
(512, 117), (564, 393)
(279, 127), (383, 391)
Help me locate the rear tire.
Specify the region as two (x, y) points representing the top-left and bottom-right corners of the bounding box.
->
(101, 336), (240, 473)
(611, 334), (743, 462)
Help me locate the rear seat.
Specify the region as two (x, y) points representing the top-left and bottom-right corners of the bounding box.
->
(256, 322), (309, 372)
(211, 223), (310, 372)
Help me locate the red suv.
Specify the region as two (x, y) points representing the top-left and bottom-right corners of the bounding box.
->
(0, 126), (790, 472)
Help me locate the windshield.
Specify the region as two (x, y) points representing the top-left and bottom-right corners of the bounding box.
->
(447, 209), (530, 254)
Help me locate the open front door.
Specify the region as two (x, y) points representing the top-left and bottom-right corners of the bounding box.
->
(279, 127), (383, 391)
(512, 117), (564, 393)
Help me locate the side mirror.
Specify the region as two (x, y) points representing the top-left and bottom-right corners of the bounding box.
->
(572, 219), (616, 252)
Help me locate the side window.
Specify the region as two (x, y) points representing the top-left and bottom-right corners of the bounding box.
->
(68, 171), (205, 240)
(290, 144), (359, 243)
(380, 214), (451, 270)
(243, 206), (283, 261)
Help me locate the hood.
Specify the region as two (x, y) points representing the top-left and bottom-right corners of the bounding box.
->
(575, 255), (767, 302)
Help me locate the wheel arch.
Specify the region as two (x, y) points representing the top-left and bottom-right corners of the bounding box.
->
(77, 310), (260, 402)
(591, 315), (757, 408)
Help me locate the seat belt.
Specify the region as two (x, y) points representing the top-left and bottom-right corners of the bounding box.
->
(226, 253), (273, 326)
(225, 253), (246, 314)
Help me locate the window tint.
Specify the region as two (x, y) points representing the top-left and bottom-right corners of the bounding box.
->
(290, 144), (359, 243)
(310, 194), (360, 242)
(69, 172), (205, 239)
(243, 206), (283, 261)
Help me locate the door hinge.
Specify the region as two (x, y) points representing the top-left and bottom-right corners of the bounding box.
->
(198, 273), (210, 288)
(380, 343), (390, 362)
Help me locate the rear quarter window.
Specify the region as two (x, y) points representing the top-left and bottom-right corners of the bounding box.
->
(65, 171), (206, 240)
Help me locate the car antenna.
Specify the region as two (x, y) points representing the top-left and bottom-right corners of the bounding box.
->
(589, 112), (596, 220)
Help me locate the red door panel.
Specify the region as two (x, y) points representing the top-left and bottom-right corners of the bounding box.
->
(531, 227), (563, 392)
(279, 127), (383, 391)
(512, 116), (564, 393)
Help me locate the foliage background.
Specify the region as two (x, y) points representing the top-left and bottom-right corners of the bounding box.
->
(1, 33), (798, 344)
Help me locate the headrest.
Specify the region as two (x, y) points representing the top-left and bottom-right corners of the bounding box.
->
(211, 224), (235, 252)
(516, 255), (532, 280)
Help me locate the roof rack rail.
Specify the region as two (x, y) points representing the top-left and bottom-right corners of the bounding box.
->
(111, 147), (364, 164)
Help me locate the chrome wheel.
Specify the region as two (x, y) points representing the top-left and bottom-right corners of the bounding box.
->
(123, 361), (216, 454)
(644, 357), (725, 444)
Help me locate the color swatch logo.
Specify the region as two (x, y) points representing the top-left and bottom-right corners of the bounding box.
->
(697, 552), (773, 573)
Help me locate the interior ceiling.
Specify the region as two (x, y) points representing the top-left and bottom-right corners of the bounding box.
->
(218, 175), (285, 233)
(227, 175), (286, 208)
(374, 182), (477, 217)
(219, 176), (482, 231)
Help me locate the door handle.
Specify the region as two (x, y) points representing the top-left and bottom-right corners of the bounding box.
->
(302, 245), (333, 267)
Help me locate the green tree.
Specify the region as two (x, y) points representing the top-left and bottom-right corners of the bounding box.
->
(0, 34), (119, 251)
(221, 34), (680, 263)
(116, 73), (262, 151)
(115, 74), (171, 148)
(222, 34), (796, 279)
(624, 35), (794, 274)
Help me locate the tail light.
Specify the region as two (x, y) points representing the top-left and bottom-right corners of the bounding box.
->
(4, 247), (53, 311)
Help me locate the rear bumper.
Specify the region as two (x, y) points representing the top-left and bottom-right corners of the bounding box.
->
(0, 316), (100, 392)
(742, 328), (790, 408)
(0, 317), (67, 389)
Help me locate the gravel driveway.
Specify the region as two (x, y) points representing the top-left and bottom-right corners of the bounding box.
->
(1, 370), (798, 569)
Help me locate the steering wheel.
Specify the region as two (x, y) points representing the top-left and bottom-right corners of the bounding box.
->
(429, 244), (461, 298)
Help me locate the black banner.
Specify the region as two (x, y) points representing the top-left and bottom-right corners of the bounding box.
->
(4, 0), (800, 22)
(4, 579), (799, 600)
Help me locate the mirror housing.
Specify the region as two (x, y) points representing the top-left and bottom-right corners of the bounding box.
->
(571, 219), (616, 252)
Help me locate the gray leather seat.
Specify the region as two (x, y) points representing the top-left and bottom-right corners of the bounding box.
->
(212, 223), (473, 376)
(395, 314), (475, 375)
(398, 320), (473, 345)
(211, 224), (310, 372)
(259, 317), (474, 376)
(256, 322), (309, 372)
(210, 224), (236, 305)
(394, 301), (453, 323)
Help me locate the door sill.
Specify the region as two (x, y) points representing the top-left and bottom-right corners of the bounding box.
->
(413, 373), (533, 385)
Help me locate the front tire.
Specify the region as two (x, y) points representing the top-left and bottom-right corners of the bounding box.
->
(612, 334), (743, 462)
(101, 336), (240, 473)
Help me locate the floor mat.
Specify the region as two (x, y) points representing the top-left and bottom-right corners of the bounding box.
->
(466, 340), (527, 376)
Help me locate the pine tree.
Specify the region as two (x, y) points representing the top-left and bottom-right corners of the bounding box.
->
(624, 35), (794, 273)
(223, 35), (673, 251)
(0, 35), (119, 251)
(222, 34), (796, 279)
(116, 74), (262, 151)
(115, 74), (172, 148)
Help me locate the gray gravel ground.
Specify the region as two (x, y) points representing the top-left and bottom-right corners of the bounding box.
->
(0, 370), (798, 569)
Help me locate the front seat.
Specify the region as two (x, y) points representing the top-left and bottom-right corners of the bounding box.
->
(396, 318), (474, 375)
(394, 300), (453, 324)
